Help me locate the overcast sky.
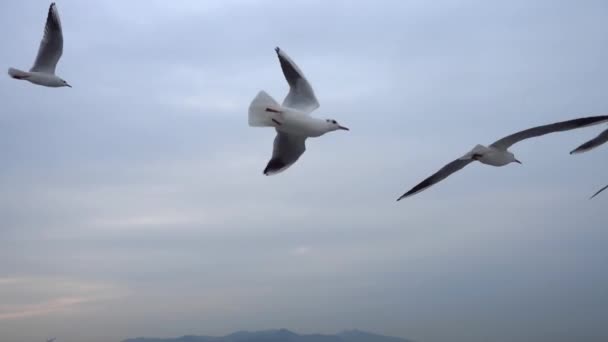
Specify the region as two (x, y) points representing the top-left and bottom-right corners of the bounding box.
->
(1, 1), (608, 342)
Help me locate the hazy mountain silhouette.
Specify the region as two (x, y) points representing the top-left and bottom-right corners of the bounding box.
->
(123, 329), (413, 342)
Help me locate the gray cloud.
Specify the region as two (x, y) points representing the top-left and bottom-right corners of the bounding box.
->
(1, 1), (607, 342)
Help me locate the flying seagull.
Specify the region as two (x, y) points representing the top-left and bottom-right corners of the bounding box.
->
(8, 3), (71, 88)
(397, 115), (608, 200)
(248, 47), (349, 175)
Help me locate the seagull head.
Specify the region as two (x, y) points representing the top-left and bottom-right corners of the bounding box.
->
(506, 151), (522, 164)
(61, 79), (72, 88)
(324, 119), (349, 132)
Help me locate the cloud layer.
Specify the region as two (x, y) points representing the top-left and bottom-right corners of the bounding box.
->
(1, 1), (607, 342)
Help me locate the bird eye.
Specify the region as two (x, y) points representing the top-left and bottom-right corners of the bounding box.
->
(332, 120), (337, 124)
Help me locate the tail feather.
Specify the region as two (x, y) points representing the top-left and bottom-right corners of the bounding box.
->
(248, 91), (283, 127)
(8, 67), (29, 80)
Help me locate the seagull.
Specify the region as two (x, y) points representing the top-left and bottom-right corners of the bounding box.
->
(47, 338), (56, 342)
(8, 3), (71, 88)
(248, 47), (349, 175)
(397, 115), (608, 200)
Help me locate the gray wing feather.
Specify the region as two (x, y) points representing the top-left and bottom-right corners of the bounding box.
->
(31, 3), (63, 74)
(275, 47), (320, 114)
(570, 128), (608, 154)
(397, 158), (474, 200)
(490, 116), (608, 150)
(263, 132), (307, 176)
(590, 184), (608, 199)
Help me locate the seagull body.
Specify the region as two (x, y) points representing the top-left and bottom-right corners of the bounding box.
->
(248, 47), (348, 175)
(250, 91), (339, 138)
(460, 144), (519, 166)
(272, 110), (335, 138)
(398, 115), (608, 200)
(9, 70), (65, 87)
(8, 3), (70, 88)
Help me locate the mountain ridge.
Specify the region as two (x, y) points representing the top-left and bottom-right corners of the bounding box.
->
(122, 329), (413, 342)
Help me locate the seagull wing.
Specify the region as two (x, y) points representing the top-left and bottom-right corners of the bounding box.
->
(570, 128), (608, 154)
(275, 47), (320, 114)
(30, 3), (63, 74)
(397, 158), (475, 200)
(490, 115), (608, 150)
(590, 184), (608, 199)
(263, 132), (307, 176)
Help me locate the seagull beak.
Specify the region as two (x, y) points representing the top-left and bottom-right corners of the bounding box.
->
(66, 83), (72, 88)
(515, 159), (522, 164)
(338, 125), (349, 131)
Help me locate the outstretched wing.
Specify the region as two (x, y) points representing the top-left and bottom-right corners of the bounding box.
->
(397, 158), (475, 200)
(275, 47), (319, 114)
(590, 184), (608, 199)
(570, 128), (608, 154)
(490, 116), (608, 150)
(263, 132), (307, 176)
(30, 3), (63, 74)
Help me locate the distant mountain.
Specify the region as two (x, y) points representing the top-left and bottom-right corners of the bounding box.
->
(123, 329), (413, 342)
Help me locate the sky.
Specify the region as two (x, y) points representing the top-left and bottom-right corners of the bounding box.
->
(1, 1), (608, 342)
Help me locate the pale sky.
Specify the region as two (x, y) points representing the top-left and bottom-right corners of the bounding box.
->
(1, 1), (607, 342)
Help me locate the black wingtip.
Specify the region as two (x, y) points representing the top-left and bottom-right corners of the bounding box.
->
(263, 159), (286, 176)
(275, 47), (280, 54)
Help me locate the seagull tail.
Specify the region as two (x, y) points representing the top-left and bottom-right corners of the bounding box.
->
(248, 91), (283, 127)
(8, 67), (29, 80)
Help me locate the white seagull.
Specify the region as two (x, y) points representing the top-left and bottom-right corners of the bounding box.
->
(248, 47), (349, 175)
(397, 115), (608, 200)
(8, 3), (71, 88)
(570, 127), (608, 199)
